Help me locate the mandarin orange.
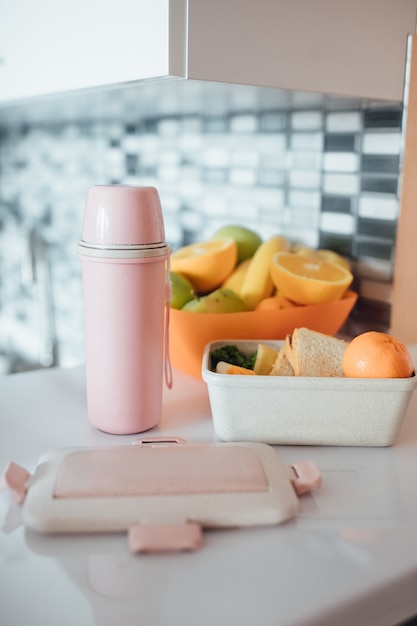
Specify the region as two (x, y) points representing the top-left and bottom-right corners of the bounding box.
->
(342, 331), (414, 378)
(255, 296), (295, 311)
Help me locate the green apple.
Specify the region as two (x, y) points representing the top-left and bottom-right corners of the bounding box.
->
(170, 271), (196, 309)
(182, 288), (247, 313)
(212, 225), (262, 263)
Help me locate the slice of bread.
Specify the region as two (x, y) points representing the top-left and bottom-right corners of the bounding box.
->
(269, 347), (295, 376)
(285, 327), (347, 377)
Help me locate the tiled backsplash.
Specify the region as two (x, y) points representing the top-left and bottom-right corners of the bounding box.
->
(0, 101), (403, 372)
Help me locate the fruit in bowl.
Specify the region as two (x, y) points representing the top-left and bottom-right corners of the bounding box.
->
(168, 226), (357, 379)
(182, 288), (247, 313)
(211, 224), (263, 263)
(169, 292), (357, 379)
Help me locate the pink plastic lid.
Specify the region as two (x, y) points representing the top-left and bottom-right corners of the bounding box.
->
(81, 186), (166, 247)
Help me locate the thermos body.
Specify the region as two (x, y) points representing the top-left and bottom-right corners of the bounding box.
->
(78, 186), (171, 434)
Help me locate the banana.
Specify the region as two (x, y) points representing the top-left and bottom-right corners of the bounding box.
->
(240, 235), (290, 309)
(221, 258), (251, 292)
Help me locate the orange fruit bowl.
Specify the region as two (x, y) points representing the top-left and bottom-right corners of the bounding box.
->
(169, 290), (358, 379)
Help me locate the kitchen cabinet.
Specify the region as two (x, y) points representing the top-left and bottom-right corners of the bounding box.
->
(0, 0), (416, 106)
(187, 0), (417, 102)
(0, 0), (186, 104)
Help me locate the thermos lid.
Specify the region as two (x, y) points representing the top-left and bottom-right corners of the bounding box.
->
(80, 185), (166, 247)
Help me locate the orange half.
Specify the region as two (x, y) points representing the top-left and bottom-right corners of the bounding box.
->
(170, 238), (237, 293)
(270, 251), (353, 305)
(294, 244), (351, 271)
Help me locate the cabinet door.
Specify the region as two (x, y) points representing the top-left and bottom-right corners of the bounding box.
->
(1, 0), (416, 105)
(187, 0), (417, 101)
(0, 0), (186, 103)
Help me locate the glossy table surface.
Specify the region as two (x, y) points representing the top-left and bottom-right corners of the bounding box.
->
(1, 348), (417, 626)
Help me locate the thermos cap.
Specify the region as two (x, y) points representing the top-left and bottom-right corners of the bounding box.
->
(81, 185), (166, 247)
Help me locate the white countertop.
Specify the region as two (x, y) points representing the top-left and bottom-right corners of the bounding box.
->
(1, 350), (417, 626)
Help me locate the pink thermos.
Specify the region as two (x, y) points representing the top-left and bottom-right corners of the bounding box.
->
(78, 185), (172, 434)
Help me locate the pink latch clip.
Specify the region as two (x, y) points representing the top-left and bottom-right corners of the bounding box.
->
(128, 522), (203, 554)
(164, 254), (173, 390)
(289, 461), (322, 496)
(0, 461), (31, 504)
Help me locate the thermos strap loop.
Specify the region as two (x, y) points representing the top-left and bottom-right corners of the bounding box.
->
(164, 253), (173, 389)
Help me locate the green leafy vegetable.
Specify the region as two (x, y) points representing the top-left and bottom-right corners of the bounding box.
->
(210, 345), (257, 371)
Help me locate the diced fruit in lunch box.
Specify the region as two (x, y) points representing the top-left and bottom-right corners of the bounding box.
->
(253, 343), (279, 375)
(216, 361), (257, 375)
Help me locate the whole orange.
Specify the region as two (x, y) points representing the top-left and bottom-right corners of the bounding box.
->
(255, 296), (295, 311)
(342, 331), (414, 378)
